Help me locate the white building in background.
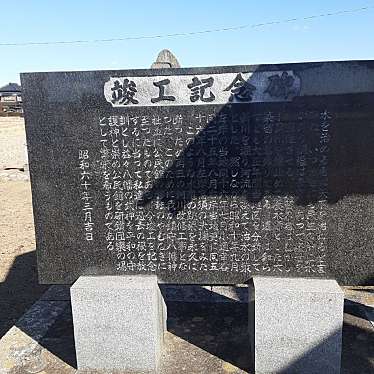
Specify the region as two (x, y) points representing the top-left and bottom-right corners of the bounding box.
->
(0, 83), (23, 114)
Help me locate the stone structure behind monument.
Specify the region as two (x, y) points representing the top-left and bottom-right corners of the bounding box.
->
(21, 60), (374, 285)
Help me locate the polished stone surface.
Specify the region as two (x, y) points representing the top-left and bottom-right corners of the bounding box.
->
(21, 61), (374, 284)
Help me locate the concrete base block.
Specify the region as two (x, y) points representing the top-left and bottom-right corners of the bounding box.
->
(70, 275), (166, 373)
(249, 277), (344, 374)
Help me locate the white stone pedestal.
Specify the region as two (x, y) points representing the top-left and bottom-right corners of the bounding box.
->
(248, 277), (344, 374)
(70, 275), (167, 373)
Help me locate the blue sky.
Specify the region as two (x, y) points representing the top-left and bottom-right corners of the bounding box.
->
(0, 1), (373, 86)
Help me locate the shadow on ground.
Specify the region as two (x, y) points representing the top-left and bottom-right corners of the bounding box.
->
(341, 301), (374, 374)
(165, 288), (250, 372)
(0, 250), (48, 338)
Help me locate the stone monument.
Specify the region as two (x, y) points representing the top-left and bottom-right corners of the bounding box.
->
(21, 60), (374, 373)
(151, 49), (181, 69)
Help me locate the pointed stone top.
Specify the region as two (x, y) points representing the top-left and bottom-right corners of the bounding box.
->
(151, 49), (181, 69)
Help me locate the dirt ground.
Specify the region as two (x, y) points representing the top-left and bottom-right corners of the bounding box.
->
(0, 118), (27, 170)
(0, 180), (47, 338)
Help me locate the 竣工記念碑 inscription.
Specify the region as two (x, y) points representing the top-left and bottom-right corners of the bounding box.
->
(21, 61), (374, 285)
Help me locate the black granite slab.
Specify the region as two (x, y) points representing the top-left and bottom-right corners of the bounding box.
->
(21, 60), (374, 284)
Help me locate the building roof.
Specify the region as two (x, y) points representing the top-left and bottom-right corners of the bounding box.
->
(0, 83), (22, 93)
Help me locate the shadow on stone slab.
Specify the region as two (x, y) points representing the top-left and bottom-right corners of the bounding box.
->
(341, 315), (374, 374)
(159, 284), (248, 303)
(11, 297), (77, 369)
(0, 250), (48, 338)
(165, 286), (252, 372)
(0, 250), (76, 370)
(38, 303), (77, 368)
(344, 299), (373, 321)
